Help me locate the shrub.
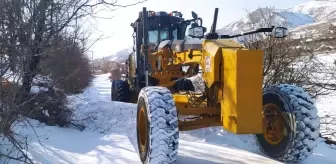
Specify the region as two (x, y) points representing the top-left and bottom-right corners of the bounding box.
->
(24, 84), (73, 127)
(38, 36), (93, 94)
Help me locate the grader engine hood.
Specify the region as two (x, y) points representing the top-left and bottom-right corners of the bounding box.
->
(202, 40), (264, 134)
(171, 40), (203, 52)
(157, 39), (203, 52)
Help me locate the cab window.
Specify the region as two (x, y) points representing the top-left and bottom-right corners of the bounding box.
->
(148, 29), (169, 44)
(148, 30), (158, 44)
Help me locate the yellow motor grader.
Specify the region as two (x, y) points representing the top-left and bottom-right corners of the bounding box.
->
(111, 7), (320, 164)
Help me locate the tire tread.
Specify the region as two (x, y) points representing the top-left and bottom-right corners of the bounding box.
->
(257, 84), (320, 162)
(138, 86), (179, 164)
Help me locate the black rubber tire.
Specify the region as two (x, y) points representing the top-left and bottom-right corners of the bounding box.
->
(111, 80), (130, 102)
(136, 86), (179, 164)
(111, 80), (116, 101)
(255, 84), (320, 162)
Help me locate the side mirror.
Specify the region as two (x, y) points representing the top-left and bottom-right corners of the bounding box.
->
(188, 26), (206, 39)
(272, 27), (288, 38)
(191, 11), (198, 19)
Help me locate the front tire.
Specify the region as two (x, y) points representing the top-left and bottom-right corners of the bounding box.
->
(136, 87), (179, 164)
(255, 84), (320, 162)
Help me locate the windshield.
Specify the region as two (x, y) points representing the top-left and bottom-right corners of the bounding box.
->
(148, 30), (159, 44)
(148, 30), (169, 44)
(160, 30), (169, 41)
(148, 28), (178, 44)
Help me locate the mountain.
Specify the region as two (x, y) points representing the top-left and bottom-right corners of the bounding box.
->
(92, 48), (131, 64)
(288, 0), (336, 21)
(95, 1), (336, 64)
(217, 8), (314, 35)
(109, 48), (132, 63)
(217, 0), (336, 35)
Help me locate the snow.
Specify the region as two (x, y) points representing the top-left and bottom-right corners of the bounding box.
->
(317, 45), (335, 51)
(0, 72), (334, 164)
(316, 91), (336, 141)
(110, 49), (132, 63)
(218, 0), (336, 39)
(217, 9), (314, 35)
(12, 121), (140, 164)
(42, 110), (50, 117)
(33, 75), (53, 85)
(288, 0), (336, 21)
(2, 70), (21, 84)
(2, 51), (336, 163)
(277, 11), (314, 27)
(30, 86), (49, 94)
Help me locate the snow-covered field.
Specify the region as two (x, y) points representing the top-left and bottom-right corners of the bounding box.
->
(2, 71), (336, 164)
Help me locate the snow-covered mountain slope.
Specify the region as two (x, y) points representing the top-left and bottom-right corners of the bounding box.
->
(92, 48), (131, 68)
(109, 49), (132, 63)
(288, 0), (336, 22)
(218, 0), (336, 35)
(218, 8), (314, 35)
(289, 19), (336, 40)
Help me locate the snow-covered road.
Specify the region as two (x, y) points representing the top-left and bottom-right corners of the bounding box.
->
(69, 74), (282, 164)
(5, 73), (336, 164)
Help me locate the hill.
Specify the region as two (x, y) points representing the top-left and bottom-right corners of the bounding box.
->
(217, 0), (336, 35)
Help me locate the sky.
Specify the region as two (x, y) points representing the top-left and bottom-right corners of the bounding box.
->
(87, 0), (311, 59)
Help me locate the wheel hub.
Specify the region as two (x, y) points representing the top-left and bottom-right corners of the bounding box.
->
(138, 107), (148, 153)
(262, 103), (286, 145)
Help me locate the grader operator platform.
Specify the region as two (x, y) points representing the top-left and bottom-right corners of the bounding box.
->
(111, 7), (320, 164)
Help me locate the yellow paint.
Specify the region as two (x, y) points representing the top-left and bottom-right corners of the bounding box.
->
(173, 50), (203, 65)
(173, 93), (189, 104)
(151, 71), (184, 86)
(202, 42), (220, 88)
(146, 39), (265, 134)
(151, 48), (173, 71)
(202, 40), (244, 88)
(149, 47), (203, 88)
(172, 93), (211, 114)
(221, 49), (264, 134)
(178, 117), (222, 131)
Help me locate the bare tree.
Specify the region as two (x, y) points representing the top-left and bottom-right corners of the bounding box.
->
(239, 6), (336, 146)
(0, 0), (146, 162)
(238, 6), (336, 98)
(38, 31), (94, 94)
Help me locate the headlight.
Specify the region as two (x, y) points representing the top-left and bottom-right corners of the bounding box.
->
(188, 27), (204, 38)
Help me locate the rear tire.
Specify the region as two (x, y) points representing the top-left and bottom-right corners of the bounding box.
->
(136, 87), (179, 164)
(111, 80), (130, 102)
(255, 84), (320, 162)
(173, 78), (195, 92)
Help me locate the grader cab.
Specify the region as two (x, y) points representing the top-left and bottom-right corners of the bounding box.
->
(111, 7), (320, 164)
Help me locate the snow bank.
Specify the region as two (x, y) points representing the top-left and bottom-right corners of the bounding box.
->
(1, 119), (140, 164)
(68, 74), (137, 134)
